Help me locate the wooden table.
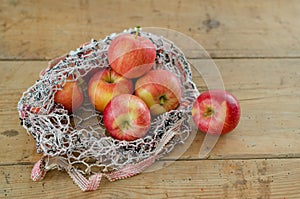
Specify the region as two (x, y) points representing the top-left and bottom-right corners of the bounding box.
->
(1, 0), (300, 198)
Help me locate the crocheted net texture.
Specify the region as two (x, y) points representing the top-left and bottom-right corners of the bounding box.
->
(18, 29), (199, 191)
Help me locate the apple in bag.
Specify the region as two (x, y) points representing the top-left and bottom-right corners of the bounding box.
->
(108, 33), (156, 79)
(103, 94), (151, 141)
(135, 69), (182, 115)
(88, 68), (133, 112)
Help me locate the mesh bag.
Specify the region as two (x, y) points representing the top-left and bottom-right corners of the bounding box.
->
(17, 28), (200, 191)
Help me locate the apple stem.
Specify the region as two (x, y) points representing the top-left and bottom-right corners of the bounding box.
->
(120, 120), (130, 130)
(203, 107), (214, 117)
(107, 69), (113, 83)
(135, 25), (141, 38)
(159, 95), (167, 105)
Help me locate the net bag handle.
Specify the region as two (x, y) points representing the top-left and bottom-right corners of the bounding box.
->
(31, 123), (177, 191)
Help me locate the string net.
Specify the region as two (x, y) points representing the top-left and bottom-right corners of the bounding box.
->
(17, 28), (200, 191)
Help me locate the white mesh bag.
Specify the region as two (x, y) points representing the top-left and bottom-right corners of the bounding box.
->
(17, 28), (200, 191)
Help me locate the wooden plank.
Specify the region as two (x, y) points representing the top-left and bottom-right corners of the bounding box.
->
(0, 61), (44, 164)
(1, 0), (300, 59)
(1, 58), (300, 164)
(1, 158), (299, 198)
(184, 59), (300, 159)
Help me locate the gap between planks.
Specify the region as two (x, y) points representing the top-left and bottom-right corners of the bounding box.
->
(3, 56), (300, 62)
(1, 156), (300, 167)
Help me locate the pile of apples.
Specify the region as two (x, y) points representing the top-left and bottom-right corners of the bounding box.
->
(54, 32), (182, 141)
(54, 31), (240, 142)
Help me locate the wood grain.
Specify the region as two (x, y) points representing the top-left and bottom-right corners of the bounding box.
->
(1, 1), (300, 197)
(1, 159), (299, 198)
(1, 0), (300, 59)
(1, 58), (299, 164)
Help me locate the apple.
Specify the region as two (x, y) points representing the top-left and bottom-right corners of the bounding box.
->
(88, 67), (133, 112)
(54, 78), (84, 113)
(103, 94), (151, 141)
(108, 33), (156, 79)
(135, 69), (182, 115)
(192, 90), (240, 135)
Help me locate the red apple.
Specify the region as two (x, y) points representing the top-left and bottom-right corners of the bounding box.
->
(88, 68), (133, 112)
(54, 78), (84, 113)
(108, 33), (156, 79)
(135, 69), (182, 115)
(103, 94), (151, 141)
(192, 90), (240, 135)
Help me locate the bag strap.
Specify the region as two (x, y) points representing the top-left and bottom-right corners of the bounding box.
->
(31, 122), (179, 191)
